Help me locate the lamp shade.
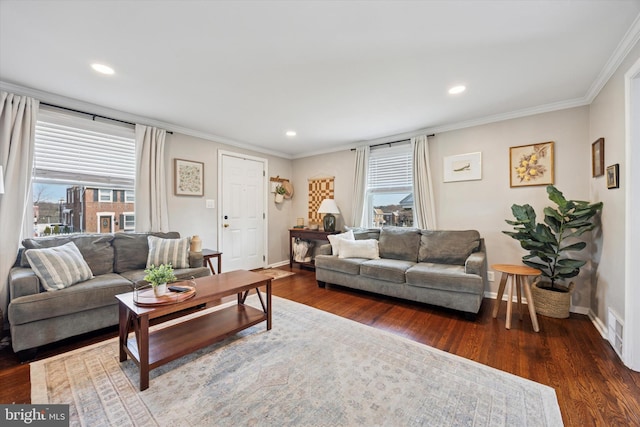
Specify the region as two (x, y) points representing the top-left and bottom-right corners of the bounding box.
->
(317, 198), (340, 214)
(0, 165), (4, 194)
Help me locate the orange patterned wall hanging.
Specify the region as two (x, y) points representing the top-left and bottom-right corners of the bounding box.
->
(308, 177), (334, 224)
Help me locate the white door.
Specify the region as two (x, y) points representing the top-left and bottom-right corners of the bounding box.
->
(220, 154), (266, 272)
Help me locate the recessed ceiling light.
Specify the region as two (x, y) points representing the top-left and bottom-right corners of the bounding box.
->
(448, 85), (466, 95)
(91, 63), (115, 75)
(285, 130), (297, 137)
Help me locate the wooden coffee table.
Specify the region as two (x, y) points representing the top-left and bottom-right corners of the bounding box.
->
(116, 270), (271, 390)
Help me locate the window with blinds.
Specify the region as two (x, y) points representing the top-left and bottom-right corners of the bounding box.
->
(32, 107), (136, 235)
(365, 143), (414, 228)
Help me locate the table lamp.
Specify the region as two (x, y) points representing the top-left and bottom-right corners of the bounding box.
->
(317, 198), (340, 232)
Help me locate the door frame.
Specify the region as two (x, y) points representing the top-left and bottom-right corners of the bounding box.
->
(217, 149), (269, 270)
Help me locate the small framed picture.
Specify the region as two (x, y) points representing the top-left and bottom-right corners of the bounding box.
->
(174, 158), (204, 196)
(592, 138), (605, 177)
(443, 152), (482, 182)
(606, 164), (619, 189)
(509, 141), (554, 187)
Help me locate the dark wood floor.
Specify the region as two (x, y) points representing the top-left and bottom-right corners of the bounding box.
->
(1, 266), (639, 426)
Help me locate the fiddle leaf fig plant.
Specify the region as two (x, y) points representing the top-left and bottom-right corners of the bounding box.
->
(503, 185), (603, 291)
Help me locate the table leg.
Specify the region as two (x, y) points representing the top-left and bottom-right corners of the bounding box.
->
(217, 256), (222, 274)
(138, 315), (150, 391)
(266, 280), (272, 331)
(516, 275), (523, 320)
(492, 272), (509, 318)
(506, 275), (514, 329)
(118, 303), (128, 362)
(523, 277), (540, 332)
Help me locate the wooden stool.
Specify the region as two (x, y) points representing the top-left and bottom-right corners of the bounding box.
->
(491, 264), (541, 332)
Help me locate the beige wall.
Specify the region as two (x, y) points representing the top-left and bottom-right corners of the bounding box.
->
(588, 40), (640, 321)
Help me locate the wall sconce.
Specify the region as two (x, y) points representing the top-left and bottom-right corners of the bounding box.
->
(317, 198), (340, 232)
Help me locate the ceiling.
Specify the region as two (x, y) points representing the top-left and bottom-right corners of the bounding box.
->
(1, 1), (639, 159)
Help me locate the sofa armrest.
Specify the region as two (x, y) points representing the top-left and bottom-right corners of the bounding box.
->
(9, 267), (41, 299)
(465, 251), (486, 276)
(316, 243), (333, 256)
(189, 251), (204, 268)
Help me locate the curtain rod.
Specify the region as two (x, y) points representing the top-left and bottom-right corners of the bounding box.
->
(350, 134), (435, 151)
(40, 102), (173, 134)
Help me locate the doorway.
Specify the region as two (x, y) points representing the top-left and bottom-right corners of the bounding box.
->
(98, 215), (112, 233)
(218, 151), (267, 272)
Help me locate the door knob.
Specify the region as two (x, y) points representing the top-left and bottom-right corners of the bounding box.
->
(224, 224), (229, 228)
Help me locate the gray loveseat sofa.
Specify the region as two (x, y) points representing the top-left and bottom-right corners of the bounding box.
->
(8, 232), (210, 355)
(315, 227), (488, 316)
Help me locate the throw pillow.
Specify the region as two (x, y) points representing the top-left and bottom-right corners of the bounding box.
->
(418, 230), (481, 265)
(147, 235), (190, 269)
(339, 239), (380, 260)
(327, 230), (355, 256)
(25, 242), (94, 291)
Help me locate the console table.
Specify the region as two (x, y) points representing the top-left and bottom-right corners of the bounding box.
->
(289, 228), (339, 270)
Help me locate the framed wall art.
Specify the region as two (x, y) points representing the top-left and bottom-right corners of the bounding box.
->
(592, 138), (605, 177)
(606, 164), (619, 189)
(174, 158), (204, 196)
(443, 152), (482, 182)
(509, 141), (554, 187)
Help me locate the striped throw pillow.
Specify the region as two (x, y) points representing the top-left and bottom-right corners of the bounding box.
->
(25, 242), (94, 291)
(146, 235), (190, 269)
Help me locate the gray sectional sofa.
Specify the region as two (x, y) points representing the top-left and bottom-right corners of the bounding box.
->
(8, 232), (210, 355)
(315, 227), (488, 316)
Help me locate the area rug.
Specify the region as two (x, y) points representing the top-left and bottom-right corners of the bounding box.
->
(254, 268), (295, 281)
(31, 296), (563, 426)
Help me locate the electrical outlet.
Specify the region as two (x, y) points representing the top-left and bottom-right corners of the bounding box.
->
(206, 199), (215, 209)
(487, 271), (495, 282)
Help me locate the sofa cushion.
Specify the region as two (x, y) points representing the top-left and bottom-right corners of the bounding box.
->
(360, 259), (414, 284)
(418, 230), (481, 265)
(25, 242), (94, 291)
(8, 273), (132, 325)
(339, 239), (380, 260)
(113, 232), (180, 273)
(314, 255), (366, 275)
(406, 263), (483, 294)
(147, 235), (191, 268)
(327, 230), (354, 256)
(378, 227), (421, 262)
(22, 233), (115, 275)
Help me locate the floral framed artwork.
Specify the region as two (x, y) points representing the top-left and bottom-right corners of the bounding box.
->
(606, 164), (619, 189)
(509, 141), (554, 187)
(443, 152), (482, 182)
(592, 138), (605, 177)
(174, 158), (204, 196)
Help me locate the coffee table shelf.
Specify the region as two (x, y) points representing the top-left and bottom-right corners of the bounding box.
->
(116, 270), (271, 390)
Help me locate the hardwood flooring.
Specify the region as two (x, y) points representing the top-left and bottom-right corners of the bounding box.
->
(1, 266), (639, 426)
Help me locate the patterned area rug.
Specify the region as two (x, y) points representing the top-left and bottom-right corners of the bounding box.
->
(31, 296), (563, 426)
(254, 268), (295, 281)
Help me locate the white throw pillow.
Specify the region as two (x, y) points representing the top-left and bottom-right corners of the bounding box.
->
(338, 239), (380, 260)
(327, 230), (355, 256)
(25, 242), (94, 291)
(147, 235), (190, 269)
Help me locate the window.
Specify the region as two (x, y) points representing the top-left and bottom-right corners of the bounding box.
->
(125, 191), (135, 203)
(365, 144), (414, 228)
(31, 107), (136, 235)
(122, 213), (135, 230)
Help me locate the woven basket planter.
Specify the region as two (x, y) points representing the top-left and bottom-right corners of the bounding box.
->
(531, 281), (574, 319)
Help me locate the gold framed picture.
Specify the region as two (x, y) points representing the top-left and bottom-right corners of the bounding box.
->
(509, 141), (554, 187)
(174, 158), (204, 196)
(592, 138), (605, 177)
(606, 164), (619, 189)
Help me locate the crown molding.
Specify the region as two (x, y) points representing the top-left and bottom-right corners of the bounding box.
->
(0, 81), (293, 160)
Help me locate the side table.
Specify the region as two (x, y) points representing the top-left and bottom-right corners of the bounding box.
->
(202, 249), (222, 274)
(491, 264), (541, 332)
(289, 228), (339, 270)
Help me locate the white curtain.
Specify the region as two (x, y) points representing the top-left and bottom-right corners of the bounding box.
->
(0, 92), (39, 320)
(135, 125), (169, 232)
(350, 145), (369, 227)
(412, 135), (437, 229)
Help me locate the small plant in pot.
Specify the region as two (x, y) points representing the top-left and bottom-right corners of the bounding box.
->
(503, 185), (603, 318)
(143, 264), (177, 297)
(274, 184), (286, 203)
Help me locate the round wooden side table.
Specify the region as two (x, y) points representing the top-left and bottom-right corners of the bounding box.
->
(491, 264), (542, 332)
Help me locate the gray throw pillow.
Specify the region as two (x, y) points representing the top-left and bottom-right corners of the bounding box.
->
(25, 242), (94, 291)
(146, 235), (191, 269)
(418, 230), (481, 265)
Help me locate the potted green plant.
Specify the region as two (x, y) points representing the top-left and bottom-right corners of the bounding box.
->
(143, 264), (177, 297)
(275, 184), (286, 203)
(503, 185), (603, 318)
